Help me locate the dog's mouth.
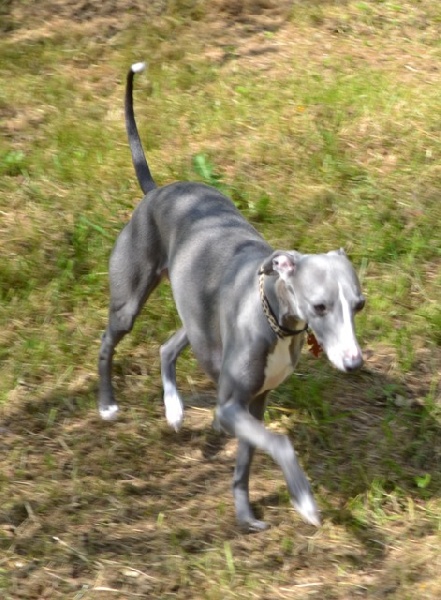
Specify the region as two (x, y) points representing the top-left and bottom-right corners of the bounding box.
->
(310, 326), (363, 373)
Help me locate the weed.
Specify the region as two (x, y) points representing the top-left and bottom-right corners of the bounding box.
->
(0, 150), (27, 176)
(192, 152), (271, 221)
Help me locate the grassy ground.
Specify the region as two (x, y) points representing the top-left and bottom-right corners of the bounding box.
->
(1, 0), (440, 598)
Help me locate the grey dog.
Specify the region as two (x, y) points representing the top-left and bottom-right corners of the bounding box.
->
(98, 62), (365, 531)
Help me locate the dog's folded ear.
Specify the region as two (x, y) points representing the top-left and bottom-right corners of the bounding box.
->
(260, 250), (303, 280)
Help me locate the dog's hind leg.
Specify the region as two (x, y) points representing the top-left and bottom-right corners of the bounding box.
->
(160, 328), (189, 431)
(232, 393), (269, 531)
(98, 225), (163, 420)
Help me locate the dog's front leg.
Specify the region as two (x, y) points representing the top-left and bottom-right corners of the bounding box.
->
(232, 393), (269, 531)
(217, 389), (321, 528)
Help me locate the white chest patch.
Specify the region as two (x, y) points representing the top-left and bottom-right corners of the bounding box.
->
(259, 337), (295, 394)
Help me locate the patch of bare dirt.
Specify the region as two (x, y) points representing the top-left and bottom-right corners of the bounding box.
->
(1, 0), (299, 83)
(1, 341), (440, 598)
(3, 0), (293, 41)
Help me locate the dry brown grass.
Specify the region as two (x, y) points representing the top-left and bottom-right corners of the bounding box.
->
(1, 0), (440, 598)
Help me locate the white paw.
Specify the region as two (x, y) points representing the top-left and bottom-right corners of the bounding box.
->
(164, 392), (184, 431)
(293, 493), (321, 527)
(99, 404), (119, 421)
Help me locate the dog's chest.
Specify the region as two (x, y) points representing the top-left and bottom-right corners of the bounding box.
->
(259, 337), (299, 394)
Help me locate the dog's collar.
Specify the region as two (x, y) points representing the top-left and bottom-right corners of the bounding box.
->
(258, 268), (308, 339)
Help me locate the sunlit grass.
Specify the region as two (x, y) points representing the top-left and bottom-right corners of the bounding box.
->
(1, 1), (440, 598)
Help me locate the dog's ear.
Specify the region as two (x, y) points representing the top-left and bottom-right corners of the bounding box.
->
(261, 251), (302, 280)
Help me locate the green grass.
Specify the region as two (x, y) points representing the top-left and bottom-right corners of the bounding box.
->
(1, 1), (440, 598)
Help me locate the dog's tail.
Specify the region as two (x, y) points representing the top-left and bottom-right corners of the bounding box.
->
(125, 62), (157, 195)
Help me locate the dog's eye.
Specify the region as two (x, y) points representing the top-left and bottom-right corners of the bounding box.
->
(313, 303), (327, 316)
(354, 297), (365, 312)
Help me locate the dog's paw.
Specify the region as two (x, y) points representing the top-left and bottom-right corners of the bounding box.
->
(99, 404), (119, 421)
(293, 493), (321, 527)
(164, 392), (184, 431)
(239, 518), (270, 533)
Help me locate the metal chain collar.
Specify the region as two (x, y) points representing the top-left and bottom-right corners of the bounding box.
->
(258, 270), (308, 339)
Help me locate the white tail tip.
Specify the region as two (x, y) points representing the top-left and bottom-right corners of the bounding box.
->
(131, 62), (146, 74)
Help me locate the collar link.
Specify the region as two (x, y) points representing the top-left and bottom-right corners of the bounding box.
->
(258, 269), (308, 339)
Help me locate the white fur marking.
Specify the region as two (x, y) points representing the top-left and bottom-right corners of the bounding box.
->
(326, 283), (360, 371)
(338, 282), (356, 349)
(293, 493), (321, 527)
(259, 337), (295, 394)
(131, 62), (146, 73)
(164, 391), (184, 431)
(99, 404), (119, 421)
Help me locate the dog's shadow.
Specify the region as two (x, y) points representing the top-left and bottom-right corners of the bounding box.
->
(1, 355), (440, 568)
(270, 354), (441, 548)
(154, 355), (441, 551)
(163, 392), (229, 460)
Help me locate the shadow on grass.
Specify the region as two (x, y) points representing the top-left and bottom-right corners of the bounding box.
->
(1, 357), (439, 596)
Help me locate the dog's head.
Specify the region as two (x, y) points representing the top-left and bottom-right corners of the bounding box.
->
(261, 249), (365, 372)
